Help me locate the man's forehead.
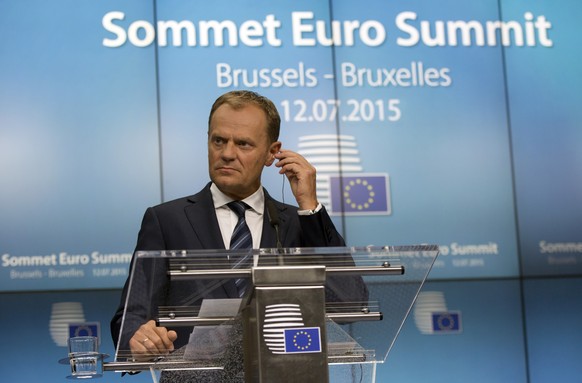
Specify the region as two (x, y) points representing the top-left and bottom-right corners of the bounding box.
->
(209, 105), (269, 137)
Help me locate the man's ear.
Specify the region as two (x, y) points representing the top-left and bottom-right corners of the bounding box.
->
(265, 141), (282, 166)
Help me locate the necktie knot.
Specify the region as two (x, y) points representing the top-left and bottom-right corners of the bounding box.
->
(227, 201), (250, 219)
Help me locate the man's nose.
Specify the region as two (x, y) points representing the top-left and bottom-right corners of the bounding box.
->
(221, 141), (236, 159)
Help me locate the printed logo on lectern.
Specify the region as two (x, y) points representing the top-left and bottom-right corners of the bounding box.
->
(413, 291), (462, 335)
(263, 303), (322, 354)
(297, 135), (392, 216)
(283, 327), (322, 353)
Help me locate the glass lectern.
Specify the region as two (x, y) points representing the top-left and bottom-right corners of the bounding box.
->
(104, 245), (438, 383)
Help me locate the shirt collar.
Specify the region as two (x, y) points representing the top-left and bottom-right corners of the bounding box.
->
(210, 183), (265, 214)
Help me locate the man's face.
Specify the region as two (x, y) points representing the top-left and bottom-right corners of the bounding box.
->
(208, 104), (281, 200)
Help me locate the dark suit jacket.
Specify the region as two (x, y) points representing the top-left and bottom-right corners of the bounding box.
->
(111, 183), (365, 351)
(131, 183), (345, 251)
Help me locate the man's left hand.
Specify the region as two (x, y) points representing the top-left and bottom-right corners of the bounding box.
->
(274, 149), (318, 210)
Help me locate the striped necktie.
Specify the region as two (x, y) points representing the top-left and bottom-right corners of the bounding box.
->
(227, 201), (252, 297)
(228, 201), (252, 250)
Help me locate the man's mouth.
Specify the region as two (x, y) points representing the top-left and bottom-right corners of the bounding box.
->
(216, 166), (237, 173)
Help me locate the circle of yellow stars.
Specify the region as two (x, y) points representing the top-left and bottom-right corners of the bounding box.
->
(344, 178), (375, 210)
(436, 313), (457, 331)
(293, 330), (312, 350)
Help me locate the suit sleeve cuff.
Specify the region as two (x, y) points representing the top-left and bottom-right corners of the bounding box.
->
(297, 203), (323, 216)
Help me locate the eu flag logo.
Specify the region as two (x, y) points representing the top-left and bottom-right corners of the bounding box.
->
(432, 312), (462, 333)
(284, 327), (322, 353)
(69, 322), (100, 341)
(329, 174), (391, 215)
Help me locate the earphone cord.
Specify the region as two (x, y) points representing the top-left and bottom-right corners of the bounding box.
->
(281, 174), (286, 204)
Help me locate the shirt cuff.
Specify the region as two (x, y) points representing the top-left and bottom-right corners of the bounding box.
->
(297, 203), (323, 216)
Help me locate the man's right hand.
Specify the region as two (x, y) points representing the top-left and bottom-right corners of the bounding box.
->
(129, 320), (178, 360)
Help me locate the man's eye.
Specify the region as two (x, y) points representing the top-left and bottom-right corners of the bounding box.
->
(238, 141), (251, 148)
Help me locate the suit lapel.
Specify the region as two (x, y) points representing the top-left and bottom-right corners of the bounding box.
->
(183, 184), (236, 296)
(260, 191), (291, 248)
(184, 184), (225, 250)
(260, 212), (276, 248)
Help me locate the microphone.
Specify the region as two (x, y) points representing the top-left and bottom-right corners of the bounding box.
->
(266, 200), (283, 251)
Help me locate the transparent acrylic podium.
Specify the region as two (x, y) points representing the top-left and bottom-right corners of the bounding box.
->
(105, 245), (438, 383)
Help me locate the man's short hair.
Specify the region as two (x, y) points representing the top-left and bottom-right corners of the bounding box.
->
(208, 90), (281, 143)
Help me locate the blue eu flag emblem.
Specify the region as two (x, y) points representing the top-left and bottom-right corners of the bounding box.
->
(284, 327), (322, 353)
(69, 322), (100, 340)
(432, 312), (461, 333)
(329, 174), (391, 215)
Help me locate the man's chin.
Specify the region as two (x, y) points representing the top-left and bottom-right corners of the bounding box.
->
(214, 180), (237, 190)
(212, 178), (258, 200)
(212, 178), (241, 195)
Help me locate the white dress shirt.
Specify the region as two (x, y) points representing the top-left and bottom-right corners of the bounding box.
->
(210, 183), (265, 249)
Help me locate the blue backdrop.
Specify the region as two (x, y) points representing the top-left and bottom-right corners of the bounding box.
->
(0, 0), (580, 381)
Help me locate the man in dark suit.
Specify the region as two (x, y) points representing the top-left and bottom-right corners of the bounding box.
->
(111, 90), (362, 362)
